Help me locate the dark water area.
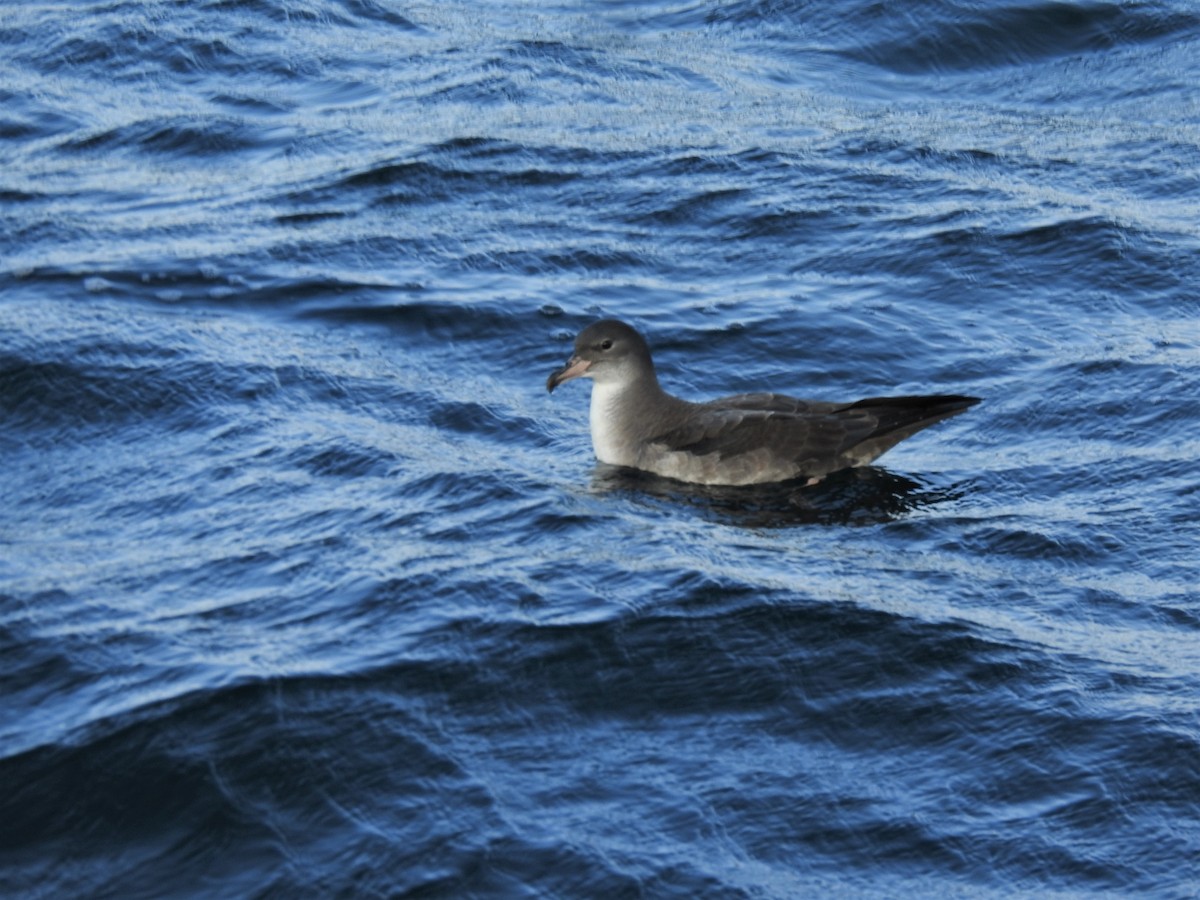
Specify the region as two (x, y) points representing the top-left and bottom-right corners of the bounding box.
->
(3, 0), (1199, 896)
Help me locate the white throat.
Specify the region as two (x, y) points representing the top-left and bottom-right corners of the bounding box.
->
(588, 379), (634, 466)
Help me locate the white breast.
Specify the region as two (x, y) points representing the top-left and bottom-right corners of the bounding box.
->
(588, 381), (633, 466)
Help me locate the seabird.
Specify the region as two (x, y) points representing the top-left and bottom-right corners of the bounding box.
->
(547, 318), (979, 486)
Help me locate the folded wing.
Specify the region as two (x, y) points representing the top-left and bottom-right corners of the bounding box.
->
(648, 393), (979, 475)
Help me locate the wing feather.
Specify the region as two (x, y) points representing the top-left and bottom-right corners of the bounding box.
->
(647, 394), (978, 470)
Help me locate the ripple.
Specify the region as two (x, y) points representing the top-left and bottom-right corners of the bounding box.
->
(2, 0), (1199, 895)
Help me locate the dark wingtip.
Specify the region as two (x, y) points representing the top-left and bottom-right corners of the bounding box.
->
(849, 394), (981, 413)
(931, 395), (982, 417)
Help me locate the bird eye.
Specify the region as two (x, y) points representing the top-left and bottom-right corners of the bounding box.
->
(600, 339), (613, 350)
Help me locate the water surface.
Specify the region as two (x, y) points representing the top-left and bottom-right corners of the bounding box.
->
(2, 0), (1199, 896)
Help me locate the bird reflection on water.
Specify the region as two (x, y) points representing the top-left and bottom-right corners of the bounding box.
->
(589, 464), (970, 528)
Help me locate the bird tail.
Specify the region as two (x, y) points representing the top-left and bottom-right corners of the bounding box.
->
(841, 395), (980, 463)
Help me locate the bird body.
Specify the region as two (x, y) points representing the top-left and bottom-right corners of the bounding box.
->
(548, 319), (978, 486)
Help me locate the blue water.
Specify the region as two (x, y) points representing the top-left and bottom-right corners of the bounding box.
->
(3, 1), (1199, 896)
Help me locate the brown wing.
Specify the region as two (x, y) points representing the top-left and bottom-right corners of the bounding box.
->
(647, 404), (874, 465)
(705, 392), (842, 416)
(648, 394), (979, 466)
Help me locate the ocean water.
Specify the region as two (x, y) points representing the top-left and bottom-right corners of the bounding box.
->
(2, 0), (1199, 896)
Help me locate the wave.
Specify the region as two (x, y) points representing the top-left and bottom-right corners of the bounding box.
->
(703, 0), (1200, 74)
(5, 598), (1195, 895)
